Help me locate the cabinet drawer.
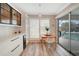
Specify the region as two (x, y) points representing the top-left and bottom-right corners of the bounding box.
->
(0, 36), (23, 56)
(11, 36), (23, 44)
(10, 37), (22, 47)
(10, 44), (23, 56)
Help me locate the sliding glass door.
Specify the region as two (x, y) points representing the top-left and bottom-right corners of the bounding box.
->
(70, 8), (79, 55)
(58, 14), (70, 51)
(58, 7), (79, 55)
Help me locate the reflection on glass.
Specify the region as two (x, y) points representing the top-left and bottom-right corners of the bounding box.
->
(59, 14), (70, 51)
(58, 7), (79, 55)
(71, 8), (79, 55)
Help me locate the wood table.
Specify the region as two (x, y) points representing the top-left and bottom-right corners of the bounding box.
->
(41, 35), (56, 44)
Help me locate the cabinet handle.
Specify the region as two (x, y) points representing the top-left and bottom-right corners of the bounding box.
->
(11, 37), (19, 42)
(11, 44), (20, 52)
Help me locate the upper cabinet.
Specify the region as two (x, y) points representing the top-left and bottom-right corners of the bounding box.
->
(12, 9), (21, 26)
(0, 3), (21, 26)
(0, 3), (10, 24)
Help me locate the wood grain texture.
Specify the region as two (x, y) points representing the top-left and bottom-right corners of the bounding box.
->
(22, 42), (72, 56)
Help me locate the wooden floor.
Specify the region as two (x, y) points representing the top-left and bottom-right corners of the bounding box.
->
(22, 42), (72, 56)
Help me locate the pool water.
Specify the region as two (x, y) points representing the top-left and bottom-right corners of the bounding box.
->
(61, 32), (79, 41)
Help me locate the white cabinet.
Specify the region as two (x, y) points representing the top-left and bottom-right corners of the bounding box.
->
(0, 40), (11, 56)
(10, 36), (23, 56)
(0, 35), (23, 56)
(10, 44), (23, 56)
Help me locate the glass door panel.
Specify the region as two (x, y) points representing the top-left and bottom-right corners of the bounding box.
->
(58, 14), (70, 51)
(71, 8), (79, 55)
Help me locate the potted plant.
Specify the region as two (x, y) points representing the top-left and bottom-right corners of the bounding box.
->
(45, 27), (49, 36)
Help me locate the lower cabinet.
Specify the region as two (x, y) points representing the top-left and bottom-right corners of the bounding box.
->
(0, 41), (12, 56)
(10, 44), (23, 56)
(0, 35), (23, 56)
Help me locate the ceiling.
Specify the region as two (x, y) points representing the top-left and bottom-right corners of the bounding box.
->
(71, 7), (79, 15)
(9, 3), (70, 15)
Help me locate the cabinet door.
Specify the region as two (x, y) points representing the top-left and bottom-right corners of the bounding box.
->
(0, 3), (11, 24)
(17, 13), (21, 26)
(12, 9), (21, 26)
(0, 3), (21, 26)
(12, 9), (17, 25)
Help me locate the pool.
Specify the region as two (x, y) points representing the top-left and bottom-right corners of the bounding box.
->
(61, 32), (79, 41)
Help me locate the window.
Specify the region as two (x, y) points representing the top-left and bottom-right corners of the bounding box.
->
(29, 18), (39, 38)
(40, 18), (50, 36)
(28, 17), (50, 39)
